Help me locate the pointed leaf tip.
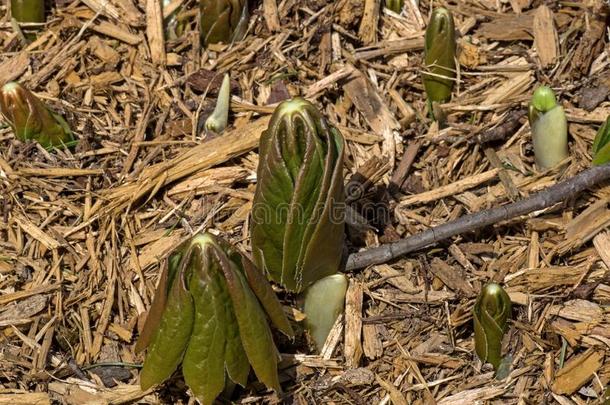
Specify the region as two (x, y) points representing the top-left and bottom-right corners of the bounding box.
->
(0, 81), (73, 148)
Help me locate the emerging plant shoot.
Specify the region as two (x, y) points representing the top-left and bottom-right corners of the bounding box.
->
(205, 74), (231, 134)
(423, 8), (456, 106)
(251, 97), (346, 349)
(136, 232), (293, 405)
(11, 0), (45, 40)
(11, 0), (44, 24)
(473, 283), (512, 370)
(528, 86), (568, 170)
(0, 82), (73, 148)
(385, 0), (404, 13)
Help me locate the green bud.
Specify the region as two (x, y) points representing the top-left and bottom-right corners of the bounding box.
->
(591, 116), (610, 166)
(473, 283), (512, 370)
(528, 86), (558, 121)
(528, 86), (568, 170)
(200, 0), (249, 47)
(0, 82), (73, 148)
(423, 8), (456, 104)
(303, 273), (348, 350)
(137, 232), (293, 405)
(251, 97), (345, 293)
(385, 0), (403, 13)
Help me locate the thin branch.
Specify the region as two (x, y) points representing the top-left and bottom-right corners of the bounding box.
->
(345, 163), (610, 271)
(470, 109), (526, 145)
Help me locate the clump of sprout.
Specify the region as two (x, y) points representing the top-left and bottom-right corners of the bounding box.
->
(251, 97), (347, 350)
(136, 233), (293, 405)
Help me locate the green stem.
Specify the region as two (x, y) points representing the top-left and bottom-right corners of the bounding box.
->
(11, 0), (45, 23)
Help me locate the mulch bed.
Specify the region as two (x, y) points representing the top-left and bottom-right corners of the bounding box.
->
(1, 0), (610, 404)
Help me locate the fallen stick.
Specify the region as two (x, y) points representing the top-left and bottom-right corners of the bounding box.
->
(345, 163), (610, 271)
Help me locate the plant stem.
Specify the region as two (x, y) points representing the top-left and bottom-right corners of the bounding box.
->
(345, 163), (610, 270)
(11, 0), (44, 23)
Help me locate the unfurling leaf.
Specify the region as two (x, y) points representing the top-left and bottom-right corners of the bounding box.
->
(200, 0), (249, 47)
(591, 116), (610, 166)
(0, 82), (73, 148)
(473, 283), (512, 370)
(136, 232), (293, 405)
(251, 97), (346, 294)
(11, 0), (44, 23)
(528, 85), (568, 170)
(139, 256), (195, 391)
(423, 8), (456, 105)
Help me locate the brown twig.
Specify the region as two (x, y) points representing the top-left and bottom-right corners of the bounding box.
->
(389, 140), (422, 194)
(345, 163), (610, 271)
(483, 147), (520, 201)
(469, 109), (526, 145)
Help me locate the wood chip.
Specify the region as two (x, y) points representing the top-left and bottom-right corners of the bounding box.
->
(429, 258), (475, 296)
(343, 66), (400, 166)
(0, 392), (50, 405)
(358, 0), (380, 45)
(398, 168), (500, 207)
(0, 52), (29, 85)
(146, 0), (166, 65)
(13, 214), (61, 250)
(532, 5), (558, 67)
(344, 280), (363, 368)
(551, 348), (605, 395)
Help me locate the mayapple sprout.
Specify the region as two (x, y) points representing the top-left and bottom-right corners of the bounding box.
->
(528, 86), (568, 170)
(136, 232), (293, 405)
(251, 97), (345, 293)
(385, 0), (404, 13)
(423, 8), (456, 106)
(205, 73), (231, 134)
(591, 116), (610, 166)
(200, 0), (249, 47)
(251, 97), (346, 350)
(473, 283), (512, 370)
(0, 82), (73, 148)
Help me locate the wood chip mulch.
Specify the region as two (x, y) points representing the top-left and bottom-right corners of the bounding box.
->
(1, 0), (610, 404)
